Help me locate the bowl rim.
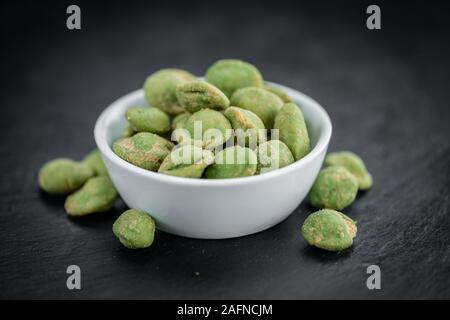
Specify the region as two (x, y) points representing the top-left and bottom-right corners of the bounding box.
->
(94, 82), (332, 187)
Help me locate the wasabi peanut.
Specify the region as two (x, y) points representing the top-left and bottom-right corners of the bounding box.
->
(176, 80), (230, 113)
(144, 69), (196, 115)
(158, 144), (214, 178)
(171, 112), (190, 131)
(274, 103), (310, 161)
(64, 176), (117, 216)
(301, 209), (357, 251)
(112, 132), (174, 171)
(113, 209), (155, 249)
(230, 87), (283, 129)
(264, 85), (292, 103)
(206, 145), (258, 179)
(38, 158), (94, 195)
(121, 125), (135, 138)
(223, 106), (266, 148)
(205, 59), (264, 97)
(83, 149), (108, 176)
(184, 108), (232, 149)
(325, 151), (373, 190)
(309, 166), (358, 210)
(257, 140), (294, 173)
(125, 107), (171, 135)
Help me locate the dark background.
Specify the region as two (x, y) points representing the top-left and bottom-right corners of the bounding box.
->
(1, 0), (449, 299)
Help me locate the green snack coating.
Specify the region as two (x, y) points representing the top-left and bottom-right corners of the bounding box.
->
(171, 112), (190, 131)
(309, 166), (358, 210)
(83, 149), (108, 176)
(325, 151), (373, 190)
(38, 158), (94, 195)
(257, 140), (294, 173)
(185, 108), (232, 149)
(125, 107), (171, 134)
(64, 176), (117, 216)
(301, 209), (357, 251)
(121, 125), (135, 138)
(230, 87), (283, 129)
(176, 80), (230, 113)
(158, 144), (214, 178)
(143, 69), (196, 116)
(274, 103), (310, 160)
(113, 209), (155, 249)
(206, 145), (257, 179)
(223, 106), (266, 148)
(264, 85), (292, 103)
(112, 132), (174, 171)
(205, 59), (264, 97)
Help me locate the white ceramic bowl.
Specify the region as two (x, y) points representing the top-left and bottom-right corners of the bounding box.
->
(94, 82), (332, 239)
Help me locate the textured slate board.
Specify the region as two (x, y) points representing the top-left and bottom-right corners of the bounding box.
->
(0, 0), (449, 299)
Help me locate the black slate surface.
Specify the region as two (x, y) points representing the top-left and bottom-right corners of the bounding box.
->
(1, 0), (449, 299)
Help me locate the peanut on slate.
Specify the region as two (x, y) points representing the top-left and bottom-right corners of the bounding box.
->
(83, 149), (108, 176)
(301, 209), (357, 251)
(38, 159), (94, 195)
(309, 166), (358, 210)
(64, 176), (117, 216)
(113, 209), (156, 249)
(325, 151), (373, 190)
